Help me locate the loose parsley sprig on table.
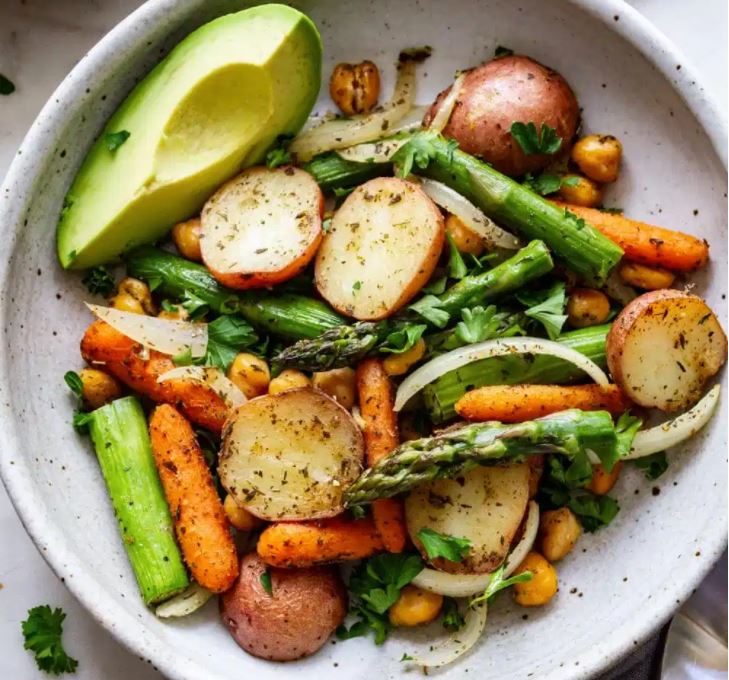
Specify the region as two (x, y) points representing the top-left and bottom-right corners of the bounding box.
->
(21, 605), (79, 675)
(510, 122), (562, 156)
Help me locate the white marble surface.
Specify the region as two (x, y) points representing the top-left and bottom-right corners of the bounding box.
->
(0, 1), (725, 678)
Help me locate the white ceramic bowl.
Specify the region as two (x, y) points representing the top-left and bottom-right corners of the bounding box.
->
(1, 1), (726, 678)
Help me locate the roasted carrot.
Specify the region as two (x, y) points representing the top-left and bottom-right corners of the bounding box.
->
(81, 319), (228, 433)
(552, 202), (709, 271)
(356, 358), (408, 553)
(257, 516), (384, 568)
(455, 384), (631, 422)
(149, 404), (238, 593)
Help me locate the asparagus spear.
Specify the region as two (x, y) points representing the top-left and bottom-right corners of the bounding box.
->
(303, 152), (391, 190)
(272, 240), (552, 371)
(344, 409), (618, 505)
(423, 324), (610, 423)
(392, 132), (624, 285)
(126, 246), (343, 339)
(88, 397), (189, 604)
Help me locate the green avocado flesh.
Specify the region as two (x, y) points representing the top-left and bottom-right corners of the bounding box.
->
(57, 4), (322, 269)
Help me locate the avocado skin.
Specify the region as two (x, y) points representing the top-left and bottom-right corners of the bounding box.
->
(58, 4), (322, 269)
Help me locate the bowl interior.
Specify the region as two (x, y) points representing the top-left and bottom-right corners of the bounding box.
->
(1, 0), (726, 679)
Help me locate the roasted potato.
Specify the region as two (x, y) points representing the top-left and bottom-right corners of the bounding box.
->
(220, 553), (347, 661)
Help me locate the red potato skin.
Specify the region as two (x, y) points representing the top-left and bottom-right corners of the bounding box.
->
(220, 553), (347, 661)
(424, 55), (580, 177)
(202, 166), (324, 290)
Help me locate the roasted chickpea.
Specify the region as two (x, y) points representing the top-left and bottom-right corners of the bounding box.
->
(312, 367), (357, 410)
(512, 552), (558, 607)
(528, 455), (544, 499)
(383, 338), (426, 377)
(571, 134), (623, 183)
(269, 369), (311, 395)
(110, 292), (145, 315)
(329, 60), (380, 116)
(78, 368), (122, 409)
(539, 507), (581, 562)
(619, 262), (675, 290)
(586, 461), (622, 495)
(172, 217), (202, 262)
(557, 174), (603, 207)
(227, 353), (270, 399)
(389, 585), (443, 626)
(157, 304), (190, 321)
(445, 214), (487, 256)
(117, 277), (155, 315)
(223, 494), (263, 532)
(567, 288), (611, 328)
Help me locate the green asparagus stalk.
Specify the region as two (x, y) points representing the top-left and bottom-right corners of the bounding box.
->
(392, 132), (624, 285)
(422, 324), (610, 423)
(88, 397), (189, 605)
(303, 152), (391, 190)
(344, 409), (618, 505)
(126, 246), (343, 340)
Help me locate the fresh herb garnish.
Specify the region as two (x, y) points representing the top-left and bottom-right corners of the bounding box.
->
(631, 451), (669, 480)
(427, 306), (524, 356)
(104, 130), (130, 152)
(614, 412), (643, 464)
(446, 232), (468, 280)
(260, 569), (273, 596)
(64, 371), (90, 434)
(441, 597), (465, 631)
(81, 266), (115, 297)
(470, 563), (533, 607)
(510, 122), (562, 156)
(408, 295), (450, 328)
(203, 315), (258, 371)
(393, 132), (456, 178)
(265, 134), (294, 168)
(516, 281), (567, 340)
(22, 605), (79, 675)
(0, 73), (16, 95)
(400, 653), (414, 662)
(494, 45), (514, 58)
(64, 371), (84, 401)
(522, 173), (579, 196)
(416, 528), (471, 563)
(353, 280), (362, 292)
(379, 323), (427, 354)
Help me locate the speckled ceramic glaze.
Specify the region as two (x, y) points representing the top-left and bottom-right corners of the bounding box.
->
(0, 1), (726, 678)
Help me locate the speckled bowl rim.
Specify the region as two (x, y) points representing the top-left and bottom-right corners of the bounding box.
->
(0, 1), (726, 679)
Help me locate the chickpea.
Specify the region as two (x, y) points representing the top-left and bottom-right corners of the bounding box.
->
(586, 461), (622, 495)
(329, 60), (381, 117)
(227, 353), (270, 399)
(78, 368), (122, 409)
(110, 292), (145, 315)
(539, 507), (581, 562)
(528, 455), (544, 499)
(619, 262), (675, 290)
(571, 134), (623, 183)
(117, 277), (155, 315)
(512, 552), (558, 607)
(223, 495), (263, 532)
(269, 369), (311, 395)
(567, 288), (611, 328)
(557, 174), (603, 208)
(157, 305), (189, 321)
(389, 585), (443, 626)
(383, 338), (426, 377)
(171, 217), (203, 262)
(445, 214), (487, 256)
(312, 367), (357, 410)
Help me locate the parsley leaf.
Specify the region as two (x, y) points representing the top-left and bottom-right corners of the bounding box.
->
(64, 371), (91, 434)
(441, 597), (465, 631)
(494, 45), (514, 58)
(392, 131), (455, 178)
(522, 173), (579, 196)
(260, 569), (273, 596)
(104, 130), (130, 151)
(631, 451), (669, 481)
(470, 563), (533, 607)
(516, 281), (567, 340)
(265, 134), (294, 168)
(180, 291), (210, 320)
(64, 371), (84, 401)
(203, 316), (258, 371)
(72, 411), (93, 434)
(81, 266), (115, 297)
(446, 232), (468, 280)
(416, 528), (471, 562)
(510, 122), (562, 156)
(614, 412), (643, 466)
(408, 295), (450, 328)
(22, 605), (79, 675)
(379, 323), (427, 354)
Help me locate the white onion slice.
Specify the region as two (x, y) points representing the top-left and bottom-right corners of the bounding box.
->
(336, 138), (408, 164)
(158, 366), (247, 409)
(87, 304), (207, 358)
(603, 271), (638, 305)
(625, 384), (721, 459)
(427, 71), (467, 133)
(289, 60), (416, 162)
(155, 583), (213, 618)
(394, 337), (609, 411)
(412, 501), (539, 597)
(416, 177), (521, 250)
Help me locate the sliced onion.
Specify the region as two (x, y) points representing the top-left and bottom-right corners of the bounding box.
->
(503, 501), (540, 577)
(336, 138), (408, 164)
(87, 304), (207, 358)
(155, 583), (213, 618)
(416, 177), (521, 250)
(158, 366), (246, 409)
(394, 337), (609, 411)
(289, 60), (416, 162)
(625, 384), (721, 459)
(603, 270), (638, 305)
(427, 71), (467, 133)
(388, 104), (429, 134)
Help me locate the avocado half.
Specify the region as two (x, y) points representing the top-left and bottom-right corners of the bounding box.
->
(57, 4), (322, 269)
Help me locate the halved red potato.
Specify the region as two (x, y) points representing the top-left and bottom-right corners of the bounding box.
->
(218, 388), (364, 520)
(607, 289), (727, 412)
(315, 177), (444, 320)
(200, 166), (323, 289)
